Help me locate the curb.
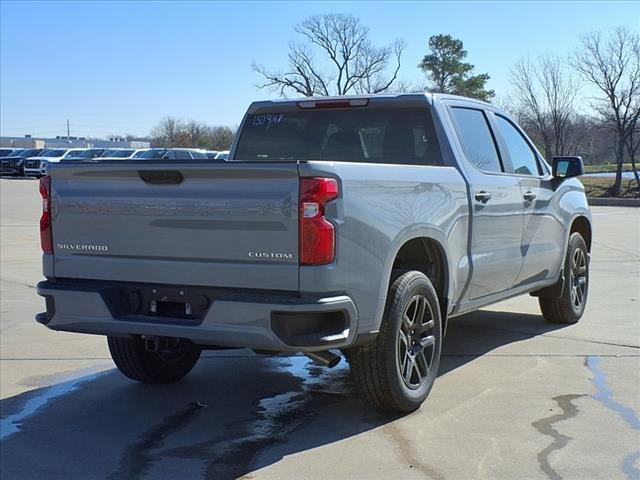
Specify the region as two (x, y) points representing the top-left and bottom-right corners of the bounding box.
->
(587, 197), (640, 207)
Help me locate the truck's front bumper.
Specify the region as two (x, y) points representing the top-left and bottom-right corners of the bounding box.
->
(36, 280), (359, 352)
(24, 168), (47, 177)
(1, 159), (24, 175)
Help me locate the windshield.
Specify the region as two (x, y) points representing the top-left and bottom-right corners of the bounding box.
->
(137, 149), (167, 159)
(0, 149), (15, 157)
(235, 106), (443, 166)
(43, 150), (66, 158)
(17, 149), (41, 158)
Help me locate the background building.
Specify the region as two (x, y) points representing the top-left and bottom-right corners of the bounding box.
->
(0, 135), (150, 149)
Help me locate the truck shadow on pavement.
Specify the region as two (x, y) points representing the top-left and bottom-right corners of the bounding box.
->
(0, 309), (568, 480)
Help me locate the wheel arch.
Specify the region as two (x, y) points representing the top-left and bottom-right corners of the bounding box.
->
(378, 232), (452, 335)
(531, 213), (592, 299)
(570, 215), (592, 252)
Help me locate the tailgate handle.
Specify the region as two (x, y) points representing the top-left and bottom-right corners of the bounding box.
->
(139, 170), (183, 185)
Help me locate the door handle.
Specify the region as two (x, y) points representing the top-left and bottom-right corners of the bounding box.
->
(523, 191), (537, 202)
(474, 191), (492, 203)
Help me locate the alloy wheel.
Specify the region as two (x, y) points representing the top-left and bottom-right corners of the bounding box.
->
(396, 295), (436, 390)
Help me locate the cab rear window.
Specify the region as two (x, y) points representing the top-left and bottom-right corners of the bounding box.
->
(235, 107), (443, 166)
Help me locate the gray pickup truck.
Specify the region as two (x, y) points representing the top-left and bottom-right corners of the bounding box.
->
(36, 94), (591, 412)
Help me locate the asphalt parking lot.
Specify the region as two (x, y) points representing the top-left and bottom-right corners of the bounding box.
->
(1, 177), (638, 480)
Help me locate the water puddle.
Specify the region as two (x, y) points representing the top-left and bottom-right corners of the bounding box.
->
(586, 356), (640, 479)
(0, 370), (109, 440)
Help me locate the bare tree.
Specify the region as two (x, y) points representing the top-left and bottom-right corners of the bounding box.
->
(207, 126), (235, 151)
(625, 119), (640, 190)
(571, 26), (640, 196)
(183, 120), (210, 148)
(253, 14), (405, 97)
(149, 117), (235, 150)
(510, 54), (582, 160)
(150, 117), (186, 147)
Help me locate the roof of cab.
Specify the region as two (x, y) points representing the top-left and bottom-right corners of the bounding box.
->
(245, 92), (500, 114)
(246, 93), (433, 113)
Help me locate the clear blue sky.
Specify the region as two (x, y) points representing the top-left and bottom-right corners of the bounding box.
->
(1, 0), (638, 138)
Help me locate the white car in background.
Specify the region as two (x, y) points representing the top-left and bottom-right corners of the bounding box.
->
(23, 148), (86, 177)
(204, 150), (230, 160)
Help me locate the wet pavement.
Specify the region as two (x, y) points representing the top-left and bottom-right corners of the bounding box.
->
(1, 178), (639, 479)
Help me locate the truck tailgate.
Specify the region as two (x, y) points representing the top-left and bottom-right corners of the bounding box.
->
(49, 162), (299, 290)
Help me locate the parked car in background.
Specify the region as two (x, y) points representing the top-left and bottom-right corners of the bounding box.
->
(215, 150), (229, 160)
(99, 149), (135, 159)
(1, 148), (44, 176)
(24, 148), (86, 177)
(205, 150), (220, 159)
(134, 148), (208, 160)
(65, 148), (106, 160)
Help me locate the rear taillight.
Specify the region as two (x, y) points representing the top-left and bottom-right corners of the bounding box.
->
(299, 177), (339, 265)
(39, 176), (53, 254)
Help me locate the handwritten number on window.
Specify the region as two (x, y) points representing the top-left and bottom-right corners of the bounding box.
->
(252, 114), (284, 127)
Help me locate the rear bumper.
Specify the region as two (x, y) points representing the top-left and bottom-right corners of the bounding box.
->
(36, 280), (359, 352)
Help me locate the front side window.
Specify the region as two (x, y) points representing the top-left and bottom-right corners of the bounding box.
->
(235, 106), (443, 166)
(495, 116), (540, 176)
(450, 108), (502, 173)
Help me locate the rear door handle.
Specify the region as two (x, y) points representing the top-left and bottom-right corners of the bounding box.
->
(523, 191), (536, 202)
(474, 191), (492, 203)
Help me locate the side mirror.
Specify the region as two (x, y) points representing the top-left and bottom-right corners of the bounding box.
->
(552, 156), (584, 179)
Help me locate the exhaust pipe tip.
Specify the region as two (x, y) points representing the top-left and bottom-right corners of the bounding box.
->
(304, 350), (341, 368)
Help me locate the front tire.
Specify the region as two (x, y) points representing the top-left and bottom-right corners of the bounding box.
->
(349, 271), (442, 413)
(107, 336), (201, 383)
(539, 232), (589, 324)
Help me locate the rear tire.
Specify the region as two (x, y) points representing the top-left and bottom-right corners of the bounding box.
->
(107, 336), (201, 384)
(348, 271), (442, 413)
(539, 232), (589, 324)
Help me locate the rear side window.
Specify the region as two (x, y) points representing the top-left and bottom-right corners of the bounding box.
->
(495, 116), (540, 176)
(235, 107), (443, 166)
(451, 108), (502, 173)
(189, 150), (207, 159)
